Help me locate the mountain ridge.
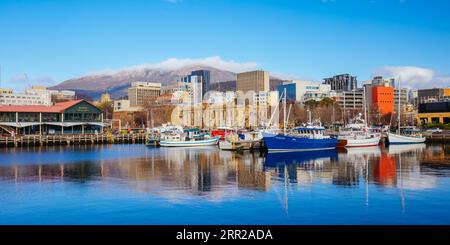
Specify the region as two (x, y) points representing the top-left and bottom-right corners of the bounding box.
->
(51, 64), (284, 100)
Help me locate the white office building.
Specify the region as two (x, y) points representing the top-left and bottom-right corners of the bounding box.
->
(0, 88), (52, 106)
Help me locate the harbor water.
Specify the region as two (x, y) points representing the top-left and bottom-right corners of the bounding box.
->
(0, 143), (449, 224)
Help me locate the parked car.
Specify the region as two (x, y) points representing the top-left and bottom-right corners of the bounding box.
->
(426, 128), (442, 134)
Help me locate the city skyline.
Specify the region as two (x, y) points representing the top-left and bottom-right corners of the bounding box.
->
(1, 0), (450, 91)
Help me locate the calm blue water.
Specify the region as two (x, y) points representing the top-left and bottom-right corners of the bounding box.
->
(0, 143), (449, 224)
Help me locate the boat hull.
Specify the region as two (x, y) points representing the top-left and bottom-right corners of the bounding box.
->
(262, 132), (338, 152)
(345, 135), (381, 147)
(387, 133), (426, 144)
(159, 137), (220, 147)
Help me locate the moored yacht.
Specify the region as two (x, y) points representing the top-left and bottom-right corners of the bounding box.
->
(387, 79), (426, 145)
(159, 127), (220, 147)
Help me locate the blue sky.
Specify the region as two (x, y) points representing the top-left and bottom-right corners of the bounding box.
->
(0, 0), (449, 90)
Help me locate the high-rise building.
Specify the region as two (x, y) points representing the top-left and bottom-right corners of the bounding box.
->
(176, 74), (203, 105)
(128, 82), (161, 107)
(323, 74), (358, 92)
(236, 70), (269, 93)
(191, 70), (210, 96)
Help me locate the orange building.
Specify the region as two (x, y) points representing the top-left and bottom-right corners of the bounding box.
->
(372, 86), (394, 116)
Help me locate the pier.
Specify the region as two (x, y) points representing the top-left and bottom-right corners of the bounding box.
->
(0, 133), (147, 148)
(425, 132), (450, 143)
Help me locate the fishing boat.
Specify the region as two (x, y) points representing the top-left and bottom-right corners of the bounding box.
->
(388, 127), (426, 144)
(337, 114), (381, 148)
(211, 126), (234, 141)
(262, 124), (338, 152)
(145, 128), (160, 146)
(261, 88), (338, 152)
(159, 127), (220, 147)
(337, 85), (381, 148)
(388, 79), (426, 144)
(218, 130), (262, 151)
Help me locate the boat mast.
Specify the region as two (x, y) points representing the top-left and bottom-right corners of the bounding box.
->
(307, 109), (312, 125)
(283, 88), (287, 135)
(397, 78), (401, 134)
(266, 88), (284, 130)
(363, 85), (368, 127)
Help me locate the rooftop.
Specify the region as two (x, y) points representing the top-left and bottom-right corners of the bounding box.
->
(0, 99), (91, 113)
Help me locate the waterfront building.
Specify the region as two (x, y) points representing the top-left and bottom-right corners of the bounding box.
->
(371, 85), (394, 116)
(113, 99), (132, 112)
(277, 80), (332, 105)
(174, 90), (278, 129)
(303, 90), (334, 103)
(323, 74), (358, 92)
(363, 76), (410, 117)
(334, 89), (364, 111)
(394, 87), (409, 112)
(417, 101), (450, 125)
(236, 70), (269, 93)
(112, 98), (145, 130)
(0, 87), (52, 106)
(0, 99), (103, 135)
(128, 82), (161, 107)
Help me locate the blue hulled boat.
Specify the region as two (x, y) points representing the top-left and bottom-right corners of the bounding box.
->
(262, 90), (338, 152)
(262, 129), (338, 152)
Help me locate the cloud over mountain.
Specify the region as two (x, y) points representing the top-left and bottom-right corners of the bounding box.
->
(85, 56), (258, 77)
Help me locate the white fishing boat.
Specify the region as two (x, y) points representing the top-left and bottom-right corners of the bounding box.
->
(388, 128), (426, 144)
(337, 85), (381, 148)
(337, 115), (381, 147)
(159, 127), (220, 147)
(388, 79), (426, 144)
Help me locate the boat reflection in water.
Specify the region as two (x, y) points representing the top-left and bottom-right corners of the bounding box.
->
(0, 143), (449, 224)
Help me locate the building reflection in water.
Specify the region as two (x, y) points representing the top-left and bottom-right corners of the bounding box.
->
(0, 143), (448, 202)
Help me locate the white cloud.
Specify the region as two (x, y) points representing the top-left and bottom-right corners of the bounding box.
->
(86, 56), (259, 76)
(376, 66), (450, 89)
(7, 74), (55, 92)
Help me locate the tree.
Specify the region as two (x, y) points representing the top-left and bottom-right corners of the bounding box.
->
(319, 97), (334, 108)
(96, 101), (113, 120)
(304, 100), (319, 109)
